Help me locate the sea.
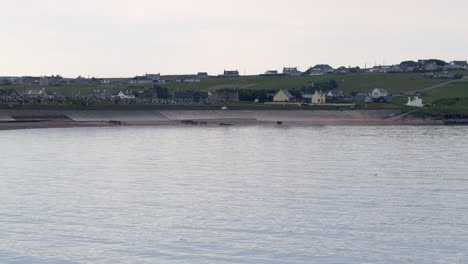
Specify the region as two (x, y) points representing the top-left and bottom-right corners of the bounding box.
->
(1, 125), (467, 263)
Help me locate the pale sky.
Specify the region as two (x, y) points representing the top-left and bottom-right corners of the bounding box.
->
(1, 0), (467, 77)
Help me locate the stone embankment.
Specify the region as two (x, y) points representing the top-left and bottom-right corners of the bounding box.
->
(0, 109), (444, 130)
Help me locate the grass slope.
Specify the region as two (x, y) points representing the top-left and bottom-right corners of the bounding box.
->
(165, 73), (449, 95)
(424, 81), (468, 103)
(2, 73), (458, 97)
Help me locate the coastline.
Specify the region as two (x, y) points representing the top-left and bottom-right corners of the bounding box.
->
(0, 108), (451, 131)
(0, 115), (454, 130)
(0, 120), (447, 131)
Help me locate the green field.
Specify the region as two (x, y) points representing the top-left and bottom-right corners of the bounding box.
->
(2, 73), (464, 99)
(424, 81), (468, 103)
(164, 73), (450, 95)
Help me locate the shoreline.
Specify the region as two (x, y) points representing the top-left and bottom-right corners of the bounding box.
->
(0, 119), (449, 131)
(0, 108), (463, 131)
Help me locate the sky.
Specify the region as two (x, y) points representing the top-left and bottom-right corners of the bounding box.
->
(1, 0), (467, 77)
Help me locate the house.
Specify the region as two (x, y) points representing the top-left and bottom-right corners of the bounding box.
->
(39, 76), (64, 86)
(406, 97), (424, 107)
(273, 90), (295, 102)
(20, 76), (40, 85)
(71, 76), (91, 84)
(263, 70), (279, 75)
(326, 91), (344, 102)
(312, 90), (326, 104)
(0, 89), (21, 100)
(370, 65), (392, 73)
(175, 75), (201, 83)
(197, 72), (209, 78)
(43, 91), (57, 100)
(444, 61), (467, 71)
(437, 71), (454, 79)
(423, 62), (440, 71)
(115, 90), (136, 100)
(335, 66), (350, 74)
(371, 88), (392, 103)
(354, 93), (374, 103)
(145, 73), (161, 80)
(282, 67), (302, 76)
(301, 94), (313, 104)
(371, 88), (389, 98)
(354, 88), (391, 103)
(129, 76), (152, 85)
(308, 64), (334, 75)
(24, 88), (46, 99)
(160, 74), (201, 83)
(129, 74), (160, 84)
(389, 65), (404, 73)
(450, 61), (467, 69)
(100, 79), (111, 84)
(92, 90), (112, 100)
(399, 61), (419, 72)
(222, 70), (240, 77)
(176, 77), (201, 83)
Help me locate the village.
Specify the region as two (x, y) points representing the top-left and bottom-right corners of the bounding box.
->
(0, 59), (466, 109)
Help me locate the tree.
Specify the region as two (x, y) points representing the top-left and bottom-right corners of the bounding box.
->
(313, 79), (339, 91)
(140, 89), (154, 98)
(423, 59), (447, 67)
(400, 60), (419, 67)
(154, 86), (169, 98)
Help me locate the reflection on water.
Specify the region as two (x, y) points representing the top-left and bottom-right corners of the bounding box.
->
(1, 126), (468, 263)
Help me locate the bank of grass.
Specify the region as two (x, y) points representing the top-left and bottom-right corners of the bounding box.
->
(410, 96), (468, 118)
(5, 73), (452, 97)
(424, 81), (468, 103)
(165, 73), (449, 96)
(413, 105), (468, 118)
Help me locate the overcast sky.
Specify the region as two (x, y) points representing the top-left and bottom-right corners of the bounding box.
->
(1, 0), (467, 77)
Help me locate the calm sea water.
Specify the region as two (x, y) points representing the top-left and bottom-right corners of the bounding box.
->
(1, 126), (468, 264)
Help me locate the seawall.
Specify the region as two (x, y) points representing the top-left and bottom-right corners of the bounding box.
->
(0, 108), (444, 130)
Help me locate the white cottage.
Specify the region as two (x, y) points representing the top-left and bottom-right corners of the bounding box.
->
(406, 97), (424, 107)
(273, 90), (295, 102)
(116, 90), (136, 99)
(371, 88), (389, 98)
(312, 90), (326, 104)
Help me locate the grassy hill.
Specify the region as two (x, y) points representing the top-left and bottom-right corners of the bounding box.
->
(423, 81), (468, 103)
(164, 73), (450, 95)
(2, 73), (465, 99)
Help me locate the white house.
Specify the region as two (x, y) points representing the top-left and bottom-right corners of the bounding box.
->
(273, 90), (295, 102)
(371, 88), (389, 98)
(407, 97), (424, 107)
(264, 70), (279, 75)
(312, 90), (326, 104)
(24, 88), (46, 99)
(282, 67), (302, 76)
(116, 90), (136, 100)
(309, 64), (334, 75)
(222, 70), (240, 77)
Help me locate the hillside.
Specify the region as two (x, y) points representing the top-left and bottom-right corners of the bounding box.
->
(164, 73), (451, 95)
(2, 73), (465, 99)
(423, 80), (468, 103)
